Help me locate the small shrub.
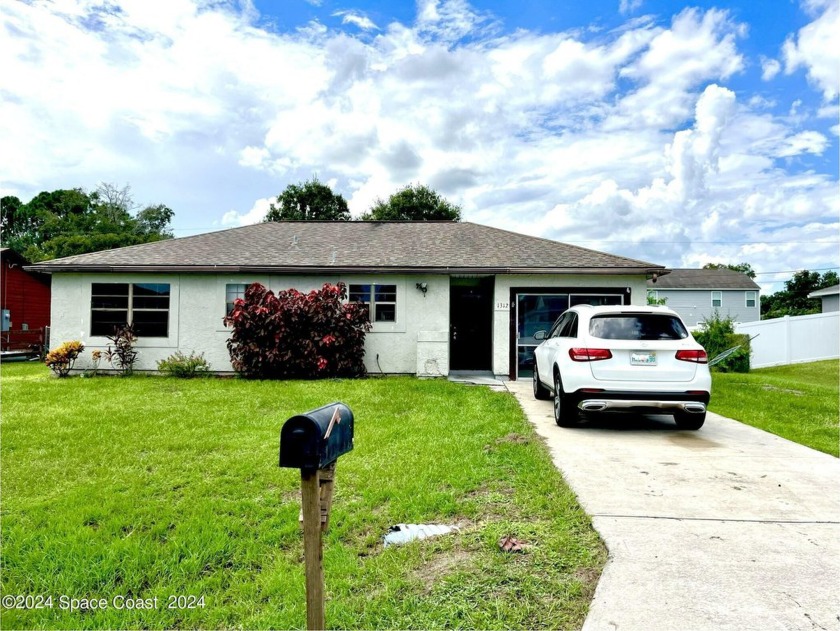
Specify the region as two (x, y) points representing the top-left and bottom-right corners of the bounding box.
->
(45, 341), (85, 377)
(157, 351), (210, 378)
(224, 282), (371, 379)
(104, 324), (138, 375)
(694, 311), (751, 373)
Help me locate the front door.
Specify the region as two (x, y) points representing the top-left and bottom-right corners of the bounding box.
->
(450, 278), (493, 371)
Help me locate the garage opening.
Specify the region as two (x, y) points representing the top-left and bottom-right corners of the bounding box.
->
(512, 290), (627, 379)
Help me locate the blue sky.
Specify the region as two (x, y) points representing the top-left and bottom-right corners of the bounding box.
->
(1, 0), (838, 293)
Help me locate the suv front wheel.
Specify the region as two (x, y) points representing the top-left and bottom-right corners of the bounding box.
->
(553, 373), (577, 427)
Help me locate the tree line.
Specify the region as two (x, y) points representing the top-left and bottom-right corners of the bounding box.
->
(1, 183), (174, 263)
(700, 262), (838, 319)
(3, 179), (835, 320)
(0, 180), (460, 263)
(262, 179), (461, 222)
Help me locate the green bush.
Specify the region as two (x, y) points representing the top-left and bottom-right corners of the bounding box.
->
(157, 351), (210, 378)
(694, 311), (751, 373)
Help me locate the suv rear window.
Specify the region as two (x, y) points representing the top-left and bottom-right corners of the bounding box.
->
(589, 314), (688, 340)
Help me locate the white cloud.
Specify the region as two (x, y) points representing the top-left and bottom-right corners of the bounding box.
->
(221, 197), (276, 227)
(760, 56), (781, 81)
(782, 0), (840, 100)
(0, 0), (836, 284)
(773, 130), (829, 157)
(333, 11), (378, 31)
(619, 0), (644, 15)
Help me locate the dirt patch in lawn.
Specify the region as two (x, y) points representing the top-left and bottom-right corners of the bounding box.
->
(414, 549), (476, 593)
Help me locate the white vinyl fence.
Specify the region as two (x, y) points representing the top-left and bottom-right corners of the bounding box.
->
(735, 312), (840, 369)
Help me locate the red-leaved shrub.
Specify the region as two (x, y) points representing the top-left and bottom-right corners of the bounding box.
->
(223, 282), (371, 379)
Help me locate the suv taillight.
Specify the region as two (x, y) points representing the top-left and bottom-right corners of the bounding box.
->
(676, 349), (708, 364)
(569, 347), (613, 362)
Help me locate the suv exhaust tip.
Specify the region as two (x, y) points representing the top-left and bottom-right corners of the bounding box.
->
(579, 401), (608, 412)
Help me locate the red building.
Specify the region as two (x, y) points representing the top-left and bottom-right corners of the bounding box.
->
(1, 248), (51, 354)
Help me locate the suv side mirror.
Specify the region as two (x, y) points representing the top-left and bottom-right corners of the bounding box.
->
(534, 330), (547, 341)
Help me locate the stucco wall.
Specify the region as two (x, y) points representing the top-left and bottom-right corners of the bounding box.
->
(51, 272), (647, 377)
(51, 272), (449, 375)
(51, 273), (182, 371)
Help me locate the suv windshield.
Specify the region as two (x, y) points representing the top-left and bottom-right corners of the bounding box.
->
(589, 314), (688, 341)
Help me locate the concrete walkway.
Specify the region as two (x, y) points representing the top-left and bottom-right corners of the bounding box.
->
(505, 380), (840, 631)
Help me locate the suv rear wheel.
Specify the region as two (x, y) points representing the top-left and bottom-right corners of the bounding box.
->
(554, 373), (577, 427)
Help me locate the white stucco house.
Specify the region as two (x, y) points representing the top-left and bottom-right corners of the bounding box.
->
(28, 221), (667, 380)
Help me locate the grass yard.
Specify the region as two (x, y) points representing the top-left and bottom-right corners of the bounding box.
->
(709, 360), (839, 457)
(0, 362), (605, 630)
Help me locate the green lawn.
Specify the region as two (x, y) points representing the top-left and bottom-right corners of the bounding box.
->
(709, 360), (839, 457)
(0, 363), (605, 630)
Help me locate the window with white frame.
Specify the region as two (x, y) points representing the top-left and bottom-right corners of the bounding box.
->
(745, 291), (757, 308)
(349, 284), (396, 322)
(91, 283), (170, 337)
(711, 291), (722, 308)
(226, 283), (248, 315)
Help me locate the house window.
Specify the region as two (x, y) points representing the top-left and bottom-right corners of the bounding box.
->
(349, 284), (396, 322)
(91, 283), (170, 337)
(745, 291), (757, 308)
(711, 291), (722, 308)
(226, 283), (247, 315)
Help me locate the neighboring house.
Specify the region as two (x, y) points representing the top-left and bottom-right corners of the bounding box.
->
(646, 268), (760, 326)
(808, 284), (839, 313)
(27, 221), (666, 380)
(1, 248), (51, 354)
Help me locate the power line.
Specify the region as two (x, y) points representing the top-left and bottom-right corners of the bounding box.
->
(753, 267), (839, 276)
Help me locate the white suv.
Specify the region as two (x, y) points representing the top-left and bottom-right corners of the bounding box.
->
(532, 305), (711, 430)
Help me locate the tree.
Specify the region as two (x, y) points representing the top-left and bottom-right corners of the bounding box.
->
(94, 182), (136, 222)
(361, 183), (461, 221)
(264, 178), (350, 222)
(136, 204), (175, 238)
(702, 262), (756, 279)
(0, 185), (174, 262)
(760, 269), (839, 319)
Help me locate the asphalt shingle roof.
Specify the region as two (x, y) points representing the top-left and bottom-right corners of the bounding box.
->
(648, 268), (760, 290)
(26, 221), (664, 275)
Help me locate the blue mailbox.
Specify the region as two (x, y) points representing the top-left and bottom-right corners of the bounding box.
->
(279, 402), (354, 470)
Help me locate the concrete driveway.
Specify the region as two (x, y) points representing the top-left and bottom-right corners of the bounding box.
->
(505, 380), (840, 631)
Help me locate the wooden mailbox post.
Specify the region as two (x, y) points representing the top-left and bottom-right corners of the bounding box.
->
(280, 403), (354, 631)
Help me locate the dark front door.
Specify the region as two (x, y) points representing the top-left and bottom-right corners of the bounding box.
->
(450, 278), (493, 371)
